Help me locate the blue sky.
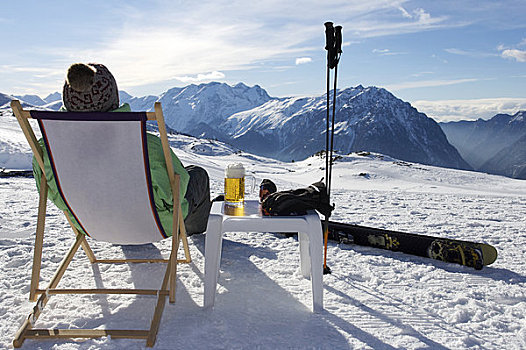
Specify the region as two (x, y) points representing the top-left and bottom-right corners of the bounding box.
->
(1, 0), (525, 121)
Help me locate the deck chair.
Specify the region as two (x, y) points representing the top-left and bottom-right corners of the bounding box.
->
(10, 100), (191, 348)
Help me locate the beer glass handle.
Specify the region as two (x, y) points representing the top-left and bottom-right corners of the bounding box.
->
(245, 175), (257, 195)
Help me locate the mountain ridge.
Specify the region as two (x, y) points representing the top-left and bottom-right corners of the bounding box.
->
(440, 111), (526, 179)
(0, 82), (483, 173)
(207, 85), (470, 169)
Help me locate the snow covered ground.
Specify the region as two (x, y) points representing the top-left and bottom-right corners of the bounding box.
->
(1, 112), (526, 349)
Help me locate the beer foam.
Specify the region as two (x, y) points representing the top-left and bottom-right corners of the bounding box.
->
(225, 163), (245, 178)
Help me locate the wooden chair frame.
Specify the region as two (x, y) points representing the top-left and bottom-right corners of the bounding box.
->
(11, 100), (191, 348)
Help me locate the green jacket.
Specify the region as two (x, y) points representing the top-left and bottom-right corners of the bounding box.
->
(32, 103), (189, 237)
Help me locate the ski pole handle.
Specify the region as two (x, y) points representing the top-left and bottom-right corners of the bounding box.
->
(325, 22), (336, 68)
(329, 26), (342, 69)
(324, 22), (335, 51)
(334, 25), (342, 56)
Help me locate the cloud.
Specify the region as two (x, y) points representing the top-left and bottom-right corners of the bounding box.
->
(444, 48), (498, 58)
(445, 48), (470, 55)
(295, 57), (312, 65)
(413, 8), (432, 24)
(411, 71), (434, 77)
(0, 65), (62, 75)
(0, 64), (64, 95)
(175, 71), (226, 83)
(372, 48), (405, 56)
(1, 1), (472, 94)
(80, 16), (314, 89)
(501, 49), (526, 62)
(72, 1), (459, 78)
(342, 41), (357, 48)
(431, 54), (448, 64)
(351, 7), (452, 39)
(385, 78), (478, 91)
(398, 6), (412, 19)
(498, 38), (526, 62)
(412, 98), (526, 122)
(395, 6), (442, 27)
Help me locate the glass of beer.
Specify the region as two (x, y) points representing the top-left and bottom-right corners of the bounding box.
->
(224, 163), (255, 207)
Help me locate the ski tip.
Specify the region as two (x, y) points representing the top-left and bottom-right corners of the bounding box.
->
(480, 245), (498, 266)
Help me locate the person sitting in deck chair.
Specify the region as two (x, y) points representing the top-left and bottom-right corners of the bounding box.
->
(33, 62), (212, 236)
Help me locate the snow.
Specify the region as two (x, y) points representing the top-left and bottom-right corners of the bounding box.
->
(0, 115), (39, 170)
(1, 114), (526, 349)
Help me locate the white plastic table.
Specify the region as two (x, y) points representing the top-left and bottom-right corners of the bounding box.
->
(204, 200), (324, 312)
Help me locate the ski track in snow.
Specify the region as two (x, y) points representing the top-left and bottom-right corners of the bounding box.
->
(1, 129), (526, 349)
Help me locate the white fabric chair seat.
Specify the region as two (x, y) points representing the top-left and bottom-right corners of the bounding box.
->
(37, 116), (167, 244)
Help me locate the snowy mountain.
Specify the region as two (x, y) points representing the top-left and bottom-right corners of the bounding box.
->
(119, 90), (159, 112)
(13, 94), (46, 106)
(0, 93), (42, 111)
(479, 130), (526, 179)
(119, 82), (272, 133)
(1, 91), (62, 111)
(1, 83), (469, 171)
(212, 85), (470, 170)
(0, 92), (14, 108)
(42, 99), (64, 111)
(125, 83), (467, 170)
(44, 91), (61, 104)
(440, 111), (526, 178)
(159, 82), (272, 132)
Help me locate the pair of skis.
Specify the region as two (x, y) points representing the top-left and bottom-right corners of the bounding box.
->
(327, 221), (498, 270)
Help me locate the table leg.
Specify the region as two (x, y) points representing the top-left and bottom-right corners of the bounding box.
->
(307, 215), (324, 312)
(298, 232), (311, 278)
(204, 215), (223, 308)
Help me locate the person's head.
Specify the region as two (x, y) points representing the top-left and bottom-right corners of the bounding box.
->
(259, 179), (277, 202)
(62, 63), (119, 112)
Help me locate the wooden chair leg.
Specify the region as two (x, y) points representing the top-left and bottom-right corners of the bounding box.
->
(80, 239), (97, 263)
(146, 247), (174, 347)
(64, 213), (96, 263)
(29, 174), (48, 302)
(15, 228), (179, 348)
(169, 228), (178, 303)
(14, 233), (84, 348)
(179, 209), (192, 263)
(168, 202), (193, 301)
(169, 176), (181, 303)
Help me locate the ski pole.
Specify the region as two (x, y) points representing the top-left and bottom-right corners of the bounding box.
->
(323, 22), (342, 275)
(324, 22), (334, 188)
(327, 63), (338, 197)
(323, 22), (334, 275)
(327, 25), (342, 195)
